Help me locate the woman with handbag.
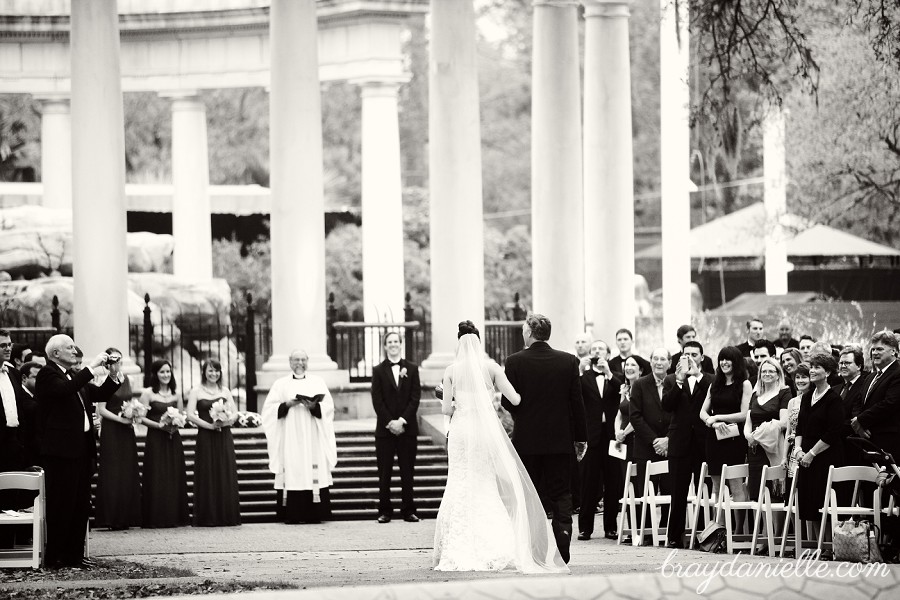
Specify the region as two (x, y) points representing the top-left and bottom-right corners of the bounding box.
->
(699, 346), (751, 532)
(796, 352), (845, 545)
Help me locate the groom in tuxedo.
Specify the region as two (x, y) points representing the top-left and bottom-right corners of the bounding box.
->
(371, 331), (421, 523)
(501, 314), (587, 563)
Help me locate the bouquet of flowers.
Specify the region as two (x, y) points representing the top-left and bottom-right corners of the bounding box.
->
(159, 406), (187, 436)
(209, 399), (235, 428)
(236, 411), (262, 428)
(119, 398), (148, 423)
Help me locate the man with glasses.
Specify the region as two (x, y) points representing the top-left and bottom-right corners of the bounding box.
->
(852, 331), (900, 463)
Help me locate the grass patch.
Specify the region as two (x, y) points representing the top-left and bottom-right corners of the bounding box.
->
(2, 579), (298, 599)
(0, 559), (193, 583)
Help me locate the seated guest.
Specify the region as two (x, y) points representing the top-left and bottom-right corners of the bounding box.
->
(796, 353), (844, 545)
(668, 325), (715, 375)
(608, 329), (651, 378)
(737, 318), (766, 358)
(661, 341), (712, 548)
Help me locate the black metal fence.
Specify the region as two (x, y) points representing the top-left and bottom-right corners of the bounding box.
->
(4, 291), (530, 408)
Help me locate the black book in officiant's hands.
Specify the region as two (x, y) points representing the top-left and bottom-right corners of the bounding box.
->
(277, 394), (325, 419)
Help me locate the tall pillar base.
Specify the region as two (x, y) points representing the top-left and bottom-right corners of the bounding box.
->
(419, 351), (455, 386)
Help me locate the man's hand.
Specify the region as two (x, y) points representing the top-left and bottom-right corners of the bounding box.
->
(574, 441), (588, 462)
(579, 356), (592, 374)
(597, 358), (612, 378)
(652, 437), (668, 457)
(851, 417), (872, 440)
(89, 352), (109, 369)
(674, 358), (686, 383)
(386, 420), (405, 436)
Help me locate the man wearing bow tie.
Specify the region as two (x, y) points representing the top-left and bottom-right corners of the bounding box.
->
(371, 331), (421, 523)
(36, 334), (121, 569)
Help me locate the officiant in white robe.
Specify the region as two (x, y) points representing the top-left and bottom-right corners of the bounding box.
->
(262, 350), (338, 523)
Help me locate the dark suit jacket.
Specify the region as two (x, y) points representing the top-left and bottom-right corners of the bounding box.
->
(667, 352), (715, 376)
(0, 366), (31, 471)
(35, 363), (120, 460)
(580, 370), (623, 446)
(836, 372), (869, 437)
(371, 358), (421, 438)
(501, 341), (587, 455)
(774, 338), (800, 350)
(736, 341), (754, 358)
(629, 373), (673, 461)
(661, 372), (713, 459)
(856, 360), (900, 451)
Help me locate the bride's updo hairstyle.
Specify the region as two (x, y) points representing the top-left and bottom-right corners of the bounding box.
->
(457, 320), (480, 339)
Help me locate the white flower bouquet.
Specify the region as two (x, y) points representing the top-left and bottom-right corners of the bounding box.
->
(119, 398), (148, 423)
(159, 406), (187, 436)
(209, 399), (235, 428)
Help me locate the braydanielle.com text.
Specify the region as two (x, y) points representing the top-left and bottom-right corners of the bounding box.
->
(660, 549), (891, 594)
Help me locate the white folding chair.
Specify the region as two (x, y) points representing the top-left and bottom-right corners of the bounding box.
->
(639, 460), (672, 547)
(714, 463), (755, 553)
(750, 464), (788, 556)
(779, 473), (801, 557)
(689, 462), (716, 549)
(0, 470), (46, 569)
(817, 465), (882, 552)
(617, 461), (642, 547)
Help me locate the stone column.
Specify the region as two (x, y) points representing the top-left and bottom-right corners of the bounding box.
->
(764, 106), (789, 295)
(532, 0), (584, 350)
(168, 93), (213, 280)
(583, 0), (636, 342)
(70, 0), (131, 362)
(38, 96), (72, 212)
(420, 0), (484, 384)
(262, 0), (340, 384)
(659, 0), (692, 347)
(359, 80), (405, 324)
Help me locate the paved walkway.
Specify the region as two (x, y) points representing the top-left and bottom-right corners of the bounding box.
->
(85, 520), (900, 599)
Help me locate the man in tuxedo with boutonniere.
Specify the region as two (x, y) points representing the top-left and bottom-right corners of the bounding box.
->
(501, 314), (587, 564)
(371, 332), (422, 523)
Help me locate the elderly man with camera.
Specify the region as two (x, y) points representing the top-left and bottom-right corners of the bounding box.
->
(261, 349), (338, 524)
(36, 334), (123, 569)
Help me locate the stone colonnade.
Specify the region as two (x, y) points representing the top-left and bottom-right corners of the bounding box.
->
(53, 0), (642, 382)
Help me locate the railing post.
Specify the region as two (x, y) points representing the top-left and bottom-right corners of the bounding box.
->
(142, 293), (153, 388)
(51, 295), (61, 331)
(403, 292), (415, 361)
(326, 292), (337, 361)
(244, 291), (258, 413)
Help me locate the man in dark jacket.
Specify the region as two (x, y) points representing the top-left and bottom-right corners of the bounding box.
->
(502, 313), (587, 563)
(661, 341), (713, 548)
(371, 331), (421, 524)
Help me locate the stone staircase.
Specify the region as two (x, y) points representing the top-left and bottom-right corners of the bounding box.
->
(92, 423), (449, 522)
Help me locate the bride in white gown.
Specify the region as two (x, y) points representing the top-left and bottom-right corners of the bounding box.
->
(432, 321), (568, 574)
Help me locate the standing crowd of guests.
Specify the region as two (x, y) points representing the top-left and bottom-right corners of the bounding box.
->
(0, 329), (241, 568)
(572, 319), (900, 550)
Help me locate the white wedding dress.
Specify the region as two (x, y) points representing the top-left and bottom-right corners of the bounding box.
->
(432, 335), (568, 574)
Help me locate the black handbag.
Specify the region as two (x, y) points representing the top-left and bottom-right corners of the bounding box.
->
(696, 522), (727, 553)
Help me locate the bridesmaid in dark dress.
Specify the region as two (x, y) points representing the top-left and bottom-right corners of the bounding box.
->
(699, 346), (752, 529)
(186, 359), (241, 527)
(95, 347), (141, 530)
(796, 352), (844, 544)
(139, 360), (189, 528)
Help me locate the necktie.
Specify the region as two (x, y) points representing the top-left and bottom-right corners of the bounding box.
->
(864, 370), (882, 405)
(840, 384), (849, 401)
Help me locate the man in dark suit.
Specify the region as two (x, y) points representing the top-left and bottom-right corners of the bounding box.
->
(774, 319), (800, 352)
(668, 325), (715, 375)
(736, 317), (766, 358)
(0, 329), (27, 475)
(629, 348), (673, 505)
(576, 340), (622, 541)
(661, 341), (712, 548)
(852, 331), (900, 463)
(837, 347), (868, 460)
(501, 313), (587, 564)
(36, 334), (120, 569)
(371, 331), (421, 524)
(608, 328), (651, 377)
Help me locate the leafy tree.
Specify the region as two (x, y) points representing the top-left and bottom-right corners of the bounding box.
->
(0, 95), (40, 181)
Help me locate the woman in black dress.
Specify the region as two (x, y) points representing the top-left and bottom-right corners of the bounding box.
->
(186, 359), (241, 527)
(744, 357), (792, 498)
(140, 360), (189, 528)
(699, 346), (752, 530)
(613, 356), (643, 542)
(95, 347), (141, 530)
(796, 352), (844, 543)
